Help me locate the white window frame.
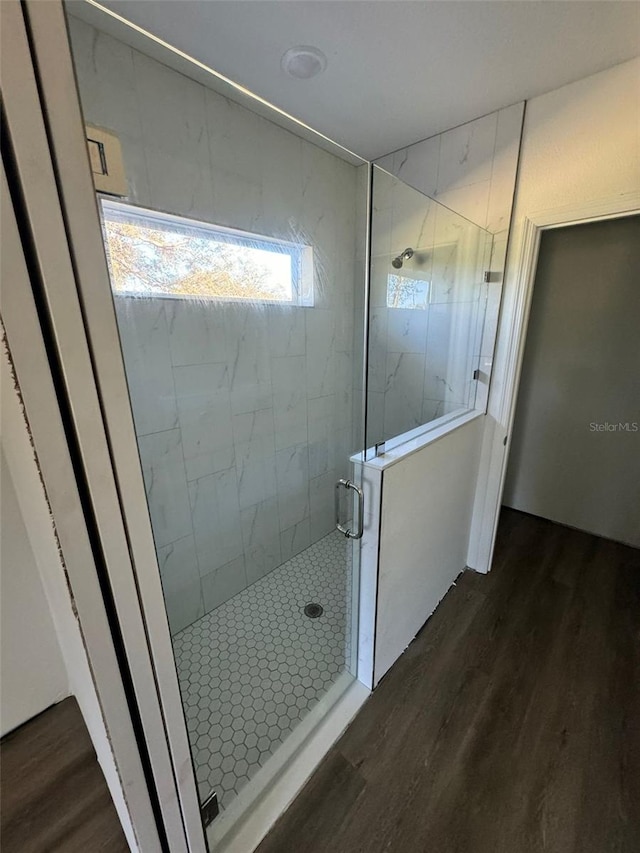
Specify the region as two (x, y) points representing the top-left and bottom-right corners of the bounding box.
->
(100, 198), (314, 306)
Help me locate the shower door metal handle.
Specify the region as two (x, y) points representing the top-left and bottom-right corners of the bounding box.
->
(335, 479), (364, 540)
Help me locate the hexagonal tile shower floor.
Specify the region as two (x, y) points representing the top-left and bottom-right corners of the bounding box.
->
(172, 530), (353, 811)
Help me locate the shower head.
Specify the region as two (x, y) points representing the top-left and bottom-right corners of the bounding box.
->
(392, 248), (414, 269)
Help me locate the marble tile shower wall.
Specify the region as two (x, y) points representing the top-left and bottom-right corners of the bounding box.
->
(69, 17), (361, 633)
(369, 103), (524, 446)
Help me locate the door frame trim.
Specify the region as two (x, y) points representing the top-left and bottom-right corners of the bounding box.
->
(467, 193), (640, 574)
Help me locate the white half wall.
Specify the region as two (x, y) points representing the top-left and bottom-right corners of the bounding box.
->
(373, 416), (483, 683)
(468, 56), (640, 572)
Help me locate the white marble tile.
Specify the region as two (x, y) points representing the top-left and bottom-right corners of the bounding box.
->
(424, 301), (480, 408)
(307, 395), (335, 480)
(421, 397), (447, 424)
(371, 203), (394, 265)
(383, 352), (425, 438)
(431, 205), (485, 305)
(157, 533), (204, 633)
(145, 147), (215, 224)
(189, 467), (243, 575)
(230, 380), (273, 417)
(276, 443), (310, 531)
(305, 309), (337, 399)
(486, 103), (525, 234)
(435, 181), (491, 230)
(436, 113), (497, 195)
(225, 307), (272, 392)
(172, 361), (229, 401)
(133, 52), (209, 165)
(260, 127), (304, 230)
(379, 134), (440, 200)
(369, 257), (392, 309)
(334, 292), (355, 356)
(272, 355), (308, 451)
(244, 535), (282, 586)
(267, 307), (306, 358)
(280, 518), (311, 562)
(115, 298), (179, 437)
(165, 301), (227, 367)
(237, 453), (277, 510)
(309, 469), (336, 541)
(391, 180), (437, 256)
(115, 132), (152, 205)
(138, 428), (192, 548)
(429, 238), (460, 305)
(233, 408), (276, 463)
(212, 169), (264, 234)
(157, 533), (200, 588)
(201, 555), (247, 613)
(162, 579), (204, 635)
(68, 17), (143, 142)
(367, 306), (389, 393)
(423, 302), (457, 400)
(205, 90), (268, 186)
(386, 307), (429, 354)
(240, 496), (280, 551)
(173, 363), (234, 481)
(334, 349), (354, 406)
(366, 391), (385, 449)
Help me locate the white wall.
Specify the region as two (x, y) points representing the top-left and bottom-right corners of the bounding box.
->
(468, 56), (640, 572)
(68, 16), (363, 634)
(503, 216), (640, 546)
(0, 449), (68, 736)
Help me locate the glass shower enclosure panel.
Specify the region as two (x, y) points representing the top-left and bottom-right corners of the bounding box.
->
(66, 12), (366, 824)
(367, 165), (493, 451)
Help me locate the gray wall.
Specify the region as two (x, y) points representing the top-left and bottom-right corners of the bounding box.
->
(503, 216), (640, 546)
(69, 17), (363, 633)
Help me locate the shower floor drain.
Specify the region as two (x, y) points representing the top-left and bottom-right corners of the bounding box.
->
(303, 603), (324, 619)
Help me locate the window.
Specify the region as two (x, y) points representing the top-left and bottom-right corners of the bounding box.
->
(100, 199), (313, 305)
(386, 273), (430, 309)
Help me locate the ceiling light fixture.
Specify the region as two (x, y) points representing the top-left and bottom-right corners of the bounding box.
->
(281, 46), (327, 79)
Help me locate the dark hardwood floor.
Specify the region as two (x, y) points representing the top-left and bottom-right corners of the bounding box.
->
(1, 696), (128, 853)
(257, 508), (640, 853)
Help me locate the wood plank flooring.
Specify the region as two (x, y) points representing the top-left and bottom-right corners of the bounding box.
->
(1, 696), (128, 853)
(257, 509), (640, 853)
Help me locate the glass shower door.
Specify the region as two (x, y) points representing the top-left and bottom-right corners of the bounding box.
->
(367, 165), (493, 452)
(66, 10), (366, 826)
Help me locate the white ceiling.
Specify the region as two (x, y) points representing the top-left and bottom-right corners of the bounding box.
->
(75, 1), (639, 160)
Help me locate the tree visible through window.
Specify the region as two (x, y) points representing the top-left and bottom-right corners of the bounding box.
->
(101, 200), (312, 304)
(387, 273), (430, 309)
